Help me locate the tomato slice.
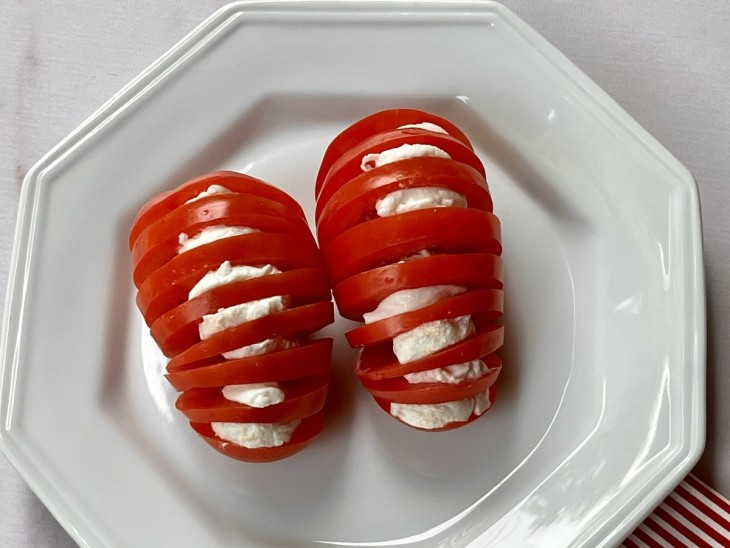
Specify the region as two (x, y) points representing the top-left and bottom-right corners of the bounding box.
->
(129, 171), (306, 250)
(360, 355), (501, 404)
(333, 253), (503, 321)
(345, 289), (504, 348)
(176, 374), (328, 423)
(132, 195), (312, 287)
(372, 385), (496, 432)
(190, 410), (325, 463)
(150, 268), (330, 357)
(355, 322), (504, 381)
(165, 339), (332, 391)
(316, 158), (492, 247)
(167, 301), (335, 373)
(136, 233), (322, 325)
(315, 109), (474, 196)
(324, 208), (502, 286)
(317, 130), (485, 216)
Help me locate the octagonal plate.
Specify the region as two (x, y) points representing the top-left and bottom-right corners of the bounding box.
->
(0, 1), (704, 547)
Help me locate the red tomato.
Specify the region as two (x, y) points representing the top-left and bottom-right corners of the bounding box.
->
(316, 157), (493, 248)
(165, 339), (332, 391)
(132, 171), (334, 462)
(315, 109), (474, 196)
(166, 301), (335, 373)
(323, 208), (502, 286)
(360, 355), (501, 404)
(136, 233), (322, 325)
(129, 171), (306, 250)
(132, 194), (313, 287)
(175, 374), (328, 423)
(345, 289), (504, 348)
(316, 129), (485, 218)
(190, 410), (325, 463)
(333, 253), (503, 321)
(355, 322), (504, 381)
(372, 385), (496, 432)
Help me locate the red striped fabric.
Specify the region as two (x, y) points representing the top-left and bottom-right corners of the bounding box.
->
(622, 474), (730, 547)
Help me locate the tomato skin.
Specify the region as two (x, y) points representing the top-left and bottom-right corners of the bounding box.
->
(355, 322), (504, 381)
(316, 157), (492, 248)
(150, 268), (331, 358)
(324, 208), (502, 286)
(317, 130), (485, 218)
(129, 171), (306, 250)
(136, 233), (323, 325)
(372, 385), (496, 432)
(190, 410), (325, 463)
(165, 339), (332, 391)
(360, 355), (501, 404)
(315, 109), (474, 196)
(166, 301), (335, 373)
(176, 374), (328, 423)
(333, 253), (503, 322)
(132, 194), (313, 287)
(345, 289), (504, 348)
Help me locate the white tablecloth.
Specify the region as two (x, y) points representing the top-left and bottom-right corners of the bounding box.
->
(1, 1), (728, 546)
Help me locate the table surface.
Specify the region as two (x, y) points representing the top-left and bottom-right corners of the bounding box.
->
(1, 1), (728, 546)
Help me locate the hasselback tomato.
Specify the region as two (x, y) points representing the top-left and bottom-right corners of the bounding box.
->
(315, 110), (504, 431)
(130, 172), (334, 462)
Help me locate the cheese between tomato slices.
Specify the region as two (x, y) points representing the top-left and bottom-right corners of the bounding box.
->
(390, 388), (492, 430)
(357, 149), (492, 428)
(211, 420), (300, 449)
(178, 225), (259, 254)
(177, 186), (299, 448)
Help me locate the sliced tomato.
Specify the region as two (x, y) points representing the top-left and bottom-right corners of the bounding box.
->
(360, 355), (501, 404)
(315, 109), (474, 196)
(132, 195), (313, 287)
(150, 268), (330, 357)
(167, 301), (335, 373)
(129, 171), (306, 250)
(316, 158), (492, 247)
(176, 374), (328, 423)
(324, 208), (502, 286)
(333, 253), (503, 321)
(372, 385), (496, 432)
(165, 339), (332, 391)
(190, 410), (325, 463)
(345, 289), (503, 348)
(136, 233), (322, 325)
(317, 130), (485, 215)
(355, 322), (504, 381)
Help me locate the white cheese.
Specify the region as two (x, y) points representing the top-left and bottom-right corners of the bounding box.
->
(361, 143), (451, 171)
(390, 399), (473, 429)
(363, 285), (466, 324)
(188, 261), (281, 300)
(198, 295), (289, 340)
(375, 187), (467, 217)
(389, 387), (492, 429)
(393, 315), (474, 364)
(178, 225), (259, 254)
(473, 388), (493, 416)
(222, 382), (285, 408)
(184, 184), (233, 204)
(222, 336), (298, 361)
(211, 420), (300, 449)
(397, 122), (448, 134)
(404, 359), (487, 384)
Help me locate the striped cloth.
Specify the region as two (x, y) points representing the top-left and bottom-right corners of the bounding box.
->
(623, 474), (730, 547)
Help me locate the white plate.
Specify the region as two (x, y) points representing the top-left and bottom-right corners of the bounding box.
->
(0, 1), (705, 547)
